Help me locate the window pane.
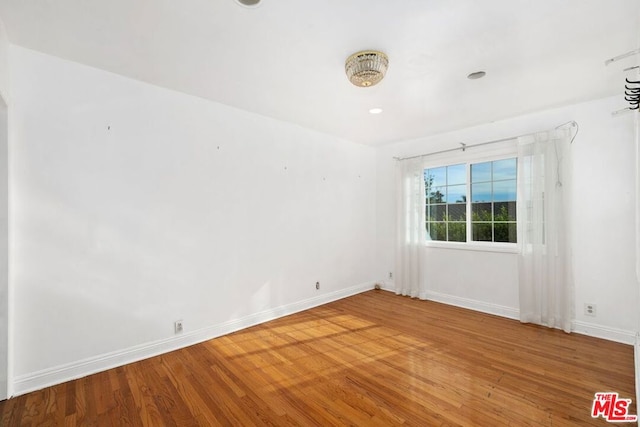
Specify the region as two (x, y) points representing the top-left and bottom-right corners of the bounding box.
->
(427, 204), (446, 221)
(447, 164), (466, 185)
(493, 158), (517, 181)
(493, 179), (516, 202)
(425, 205), (433, 221)
(428, 186), (445, 204)
(428, 222), (447, 241)
(448, 222), (466, 242)
(426, 167), (446, 188)
(471, 161), (491, 183)
(509, 222), (517, 243)
(494, 201), (517, 221)
(447, 203), (466, 221)
(494, 222), (517, 243)
(425, 205), (435, 221)
(446, 184), (467, 203)
(471, 202), (492, 221)
(424, 170), (434, 196)
(472, 222), (492, 241)
(471, 182), (491, 202)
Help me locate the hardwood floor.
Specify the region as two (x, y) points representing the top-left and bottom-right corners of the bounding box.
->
(0, 290), (636, 426)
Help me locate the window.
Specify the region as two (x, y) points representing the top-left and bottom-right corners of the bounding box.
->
(425, 164), (467, 242)
(424, 158), (517, 244)
(471, 159), (517, 243)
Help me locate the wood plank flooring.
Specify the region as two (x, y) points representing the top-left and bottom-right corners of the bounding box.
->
(0, 290), (636, 426)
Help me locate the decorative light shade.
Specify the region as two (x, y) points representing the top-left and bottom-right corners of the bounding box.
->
(345, 51), (389, 87)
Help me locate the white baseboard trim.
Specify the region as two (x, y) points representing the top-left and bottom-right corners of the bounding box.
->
(12, 281), (375, 397)
(571, 321), (636, 345)
(422, 290), (520, 320)
(635, 333), (640, 411)
(382, 284), (519, 319)
(387, 284), (636, 346)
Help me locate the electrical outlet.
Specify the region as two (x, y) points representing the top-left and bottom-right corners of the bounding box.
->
(389, 272), (393, 279)
(584, 303), (596, 317)
(316, 281), (320, 290)
(174, 320), (184, 334)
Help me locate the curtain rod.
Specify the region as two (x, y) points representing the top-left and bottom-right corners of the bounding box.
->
(393, 120), (578, 162)
(604, 48), (640, 66)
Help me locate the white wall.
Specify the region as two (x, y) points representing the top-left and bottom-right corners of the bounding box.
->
(636, 104), (640, 425)
(0, 98), (7, 401)
(634, 64), (640, 414)
(0, 15), (9, 400)
(0, 16), (8, 102)
(376, 95), (639, 343)
(10, 45), (377, 394)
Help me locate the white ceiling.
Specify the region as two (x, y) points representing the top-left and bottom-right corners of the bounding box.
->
(0, 0), (638, 146)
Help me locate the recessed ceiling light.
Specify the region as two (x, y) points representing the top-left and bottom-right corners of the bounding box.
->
(235, 0), (261, 7)
(467, 71), (486, 80)
(369, 108), (383, 114)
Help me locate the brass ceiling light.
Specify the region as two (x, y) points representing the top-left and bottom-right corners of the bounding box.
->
(345, 50), (389, 87)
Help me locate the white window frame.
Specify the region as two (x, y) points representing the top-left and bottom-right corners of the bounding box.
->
(422, 143), (518, 253)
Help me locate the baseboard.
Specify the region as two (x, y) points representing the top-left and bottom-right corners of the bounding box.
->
(383, 284), (519, 319)
(423, 290), (520, 320)
(387, 284), (636, 346)
(428, 294), (636, 345)
(376, 281), (395, 293)
(635, 333), (640, 413)
(571, 321), (636, 345)
(12, 281), (375, 397)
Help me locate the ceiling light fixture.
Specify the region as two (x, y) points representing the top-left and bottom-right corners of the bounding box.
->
(234, 0), (261, 7)
(467, 71), (486, 80)
(345, 51), (389, 87)
(369, 108), (383, 114)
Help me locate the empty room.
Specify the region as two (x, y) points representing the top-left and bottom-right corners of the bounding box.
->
(0, 0), (638, 425)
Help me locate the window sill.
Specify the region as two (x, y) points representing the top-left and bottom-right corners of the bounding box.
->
(424, 241), (519, 254)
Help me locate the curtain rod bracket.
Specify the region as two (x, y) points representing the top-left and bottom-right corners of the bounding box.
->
(555, 120), (579, 144)
(554, 120), (577, 130)
(460, 143), (467, 152)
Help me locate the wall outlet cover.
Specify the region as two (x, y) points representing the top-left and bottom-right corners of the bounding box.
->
(174, 320), (184, 333)
(584, 304), (596, 317)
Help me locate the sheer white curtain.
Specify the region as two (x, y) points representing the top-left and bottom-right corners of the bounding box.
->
(517, 129), (574, 332)
(395, 157), (428, 299)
